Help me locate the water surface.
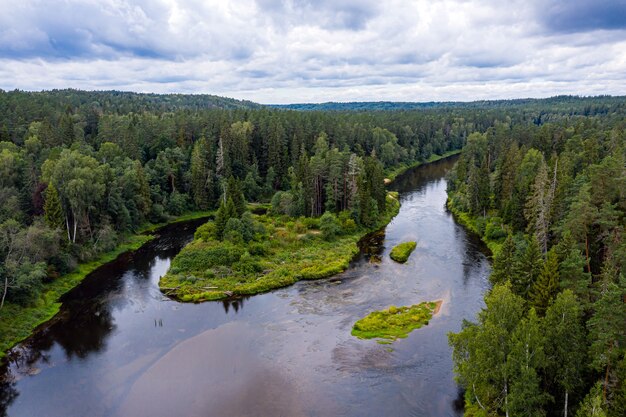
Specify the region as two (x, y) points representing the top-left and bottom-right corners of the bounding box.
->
(0, 156), (491, 417)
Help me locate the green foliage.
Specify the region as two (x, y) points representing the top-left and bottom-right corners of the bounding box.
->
(447, 110), (626, 417)
(576, 382), (607, 417)
(530, 249), (560, 315)
(43, 183), (64, 230)
(319, 211), (341, 240)
(160, 193), (400, 302)
(351, 301), (440, 341)
(389, 241), (417, 263)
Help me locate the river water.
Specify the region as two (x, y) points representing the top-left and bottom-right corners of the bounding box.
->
(0, 156), (491, 417)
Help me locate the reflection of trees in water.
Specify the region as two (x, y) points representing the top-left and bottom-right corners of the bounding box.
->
(390, 157), (457, 194)
(0, 368), (19, 417)
(54, 303), (116, 360)
(222, 297), (248, 314)
(454, 224), (491, 286)
(358, 229), (386, 259)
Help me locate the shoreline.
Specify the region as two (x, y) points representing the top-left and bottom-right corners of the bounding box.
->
(160, 193), (401, 302)
(0, 211), (213, 360)
(445, 197), (503, 257)
(384, 149), (461, 184)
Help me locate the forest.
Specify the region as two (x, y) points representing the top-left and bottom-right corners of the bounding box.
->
(447, 109), (626, 416)
(0, 90), (624, 417)
(0, 89), (469, 351)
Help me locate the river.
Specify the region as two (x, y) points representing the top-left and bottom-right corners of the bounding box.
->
(0, 156), (491, 417)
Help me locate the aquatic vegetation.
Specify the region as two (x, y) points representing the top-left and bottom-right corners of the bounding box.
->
(351, 301), (441, 341)
(389, 241), (417, 263)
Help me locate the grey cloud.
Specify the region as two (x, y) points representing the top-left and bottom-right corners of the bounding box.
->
(540, 0), (626, 33)
(0, 1), (624, 103)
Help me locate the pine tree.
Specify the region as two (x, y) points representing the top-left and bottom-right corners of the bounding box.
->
(226, 176), (246, 217)
(190, 138), (210, 210)
(512, 235), (544, 299)
(491, 233), (516, 285)
(530, 249), (560, 315)
(214, 197), (238, 240)
(43, 183), (64, 230)
(556, 232), (591, 305)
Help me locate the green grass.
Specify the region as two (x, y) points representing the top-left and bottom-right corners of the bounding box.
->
(160, 193), (401, 302)
(0, 234), (153, 360)
(389, 241), (417, 263)
(446, 197), (504, 257)
(351, 301), (441, 341)
(385, 150), (462, 183)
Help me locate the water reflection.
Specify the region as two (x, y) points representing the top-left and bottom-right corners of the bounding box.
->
(0, 155), (491, 417)
(222, 296), (248, 314)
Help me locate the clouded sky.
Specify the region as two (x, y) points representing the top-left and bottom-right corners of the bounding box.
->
(0, 0), (625, 103)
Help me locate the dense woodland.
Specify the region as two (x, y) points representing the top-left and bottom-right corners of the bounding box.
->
(1, 90), (625, 417)
(0, 89), (470, 310)
(447, 110), (626, 416)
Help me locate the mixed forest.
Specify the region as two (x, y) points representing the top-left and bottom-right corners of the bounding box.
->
(0, 89), (624, 417)
(447, 106), (626, 416)
(0, 89), (466, 352)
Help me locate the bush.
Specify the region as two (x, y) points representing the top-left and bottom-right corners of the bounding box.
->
(320, 212), (341, 240)
(149, 203), (166, 223)
(194, 221), (216, 241)
(484, 217), (507, 240)
(293, 220), (307, 234)
(6, 261), (47, 306)
(338, 211), (358, 233)
(270, 191), (294, 216)
(224, 218), (244, 244)
(301, 217), (320, 229)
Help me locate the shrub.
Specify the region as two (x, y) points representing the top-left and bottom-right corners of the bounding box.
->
(224, 218), (244, 244)
(301, 217), (320, 229)
(320, 212), (341, 240)
(194, 221), (216, 241)
(484, 217), (507, 240)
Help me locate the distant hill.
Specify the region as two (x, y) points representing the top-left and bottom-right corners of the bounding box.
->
(0, 89), (260, 116)
(270, 95), (626, 112)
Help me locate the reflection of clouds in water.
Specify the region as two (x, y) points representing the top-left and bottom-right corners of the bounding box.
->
(0, 158), (492, 417)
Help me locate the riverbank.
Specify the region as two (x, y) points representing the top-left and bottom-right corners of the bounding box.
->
(445, 196), (504, 257)
(0, 211), (213, 360)
(385, 149), (462, 184)
(160, 193), (401, 302)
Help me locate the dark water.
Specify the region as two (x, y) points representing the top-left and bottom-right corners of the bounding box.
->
(0, 156), (491, 417)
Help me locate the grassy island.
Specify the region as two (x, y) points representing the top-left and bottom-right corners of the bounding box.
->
(160, 192), (400, 302)
(351, 300), (441, 341)
(389, 241), (417, 263)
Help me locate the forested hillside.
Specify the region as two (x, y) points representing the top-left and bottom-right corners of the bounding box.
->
(447, 110), (626, 416)
(272, 95), (626, 113)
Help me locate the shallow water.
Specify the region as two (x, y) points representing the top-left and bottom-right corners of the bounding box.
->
(0, 156), (491, 417)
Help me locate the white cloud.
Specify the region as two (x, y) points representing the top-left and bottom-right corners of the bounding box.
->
(0, 0), (624, 103)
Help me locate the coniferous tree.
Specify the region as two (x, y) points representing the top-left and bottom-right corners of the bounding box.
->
(490, 233), (517, 285)
(511, 235), (544, 299)
(190, 138), (210, 209)
(43, 183), (64, 230)
(530, 249), (560, 315)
